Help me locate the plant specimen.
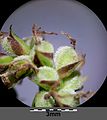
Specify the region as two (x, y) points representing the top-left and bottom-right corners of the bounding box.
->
(0, 24), (93, 108)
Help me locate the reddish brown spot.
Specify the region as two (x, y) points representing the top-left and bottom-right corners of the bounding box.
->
(0, 65), (8, 73)
(51, 80), (60, 90)
(49, 91), (63, 107)
(34, 54), (42, 67)
(44, 94), (51, 100)
(40, 80), (56, 86)
(40, 52), (53, 59)
(7, 37), (24, 55)
(0, 52), (6, 57)
(58, 61), (80, 76)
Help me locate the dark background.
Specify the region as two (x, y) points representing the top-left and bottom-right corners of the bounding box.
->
(0, 0), (107, 107)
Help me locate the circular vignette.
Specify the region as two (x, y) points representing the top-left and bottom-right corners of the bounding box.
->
(1, 0), (107, 107)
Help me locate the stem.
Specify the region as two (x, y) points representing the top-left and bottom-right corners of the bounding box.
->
(44, 90), (63, 107)
(0, 72), (13, 88)
(78, 91), (95, 100)
(51, 80), (60, 90)
(61, 31), (76, 49)
(49, 91), (63, 107)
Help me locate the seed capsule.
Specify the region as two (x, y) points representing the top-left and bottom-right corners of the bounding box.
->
(58, 93), (80, 107)
(0, 58), (34, 88)
(54, 46), (80, 79)
(32, 24), (56, 67)
(57, 61), (81, 79)
(35, 41), (54, 67)
(0, 26), (30, 56)
(9, 25), (30, 55)
(33, 66), (59, 90)
(32, 91), (55, 108)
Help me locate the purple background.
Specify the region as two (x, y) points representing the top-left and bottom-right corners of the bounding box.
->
(1, 0), (107, 106)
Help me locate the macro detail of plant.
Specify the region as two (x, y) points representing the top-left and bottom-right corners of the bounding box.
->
(0, 24), (93, 108)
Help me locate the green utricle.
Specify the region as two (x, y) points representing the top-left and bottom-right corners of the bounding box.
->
(54, 46), (79, 70)
(9, 26), (30, 55)
(0, 36), (15, 55)
(59, 75), (87, 94)
(23, 36), (33, 48)
(37, 41), (54, 53)
(0, 54), (13, 73)
(57, 61), (81, 79)
(33, 66), (59, 90)
(63, 76), (87, 91)
(58, 93), (80, 108)
(37, 52), (53, 67)
(0, 58), (34, 88)
(57, 75), (87, 107)
(0, 55), (13, 65)
(32, 91), (55, 107)
(36, 41), (54, 67)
